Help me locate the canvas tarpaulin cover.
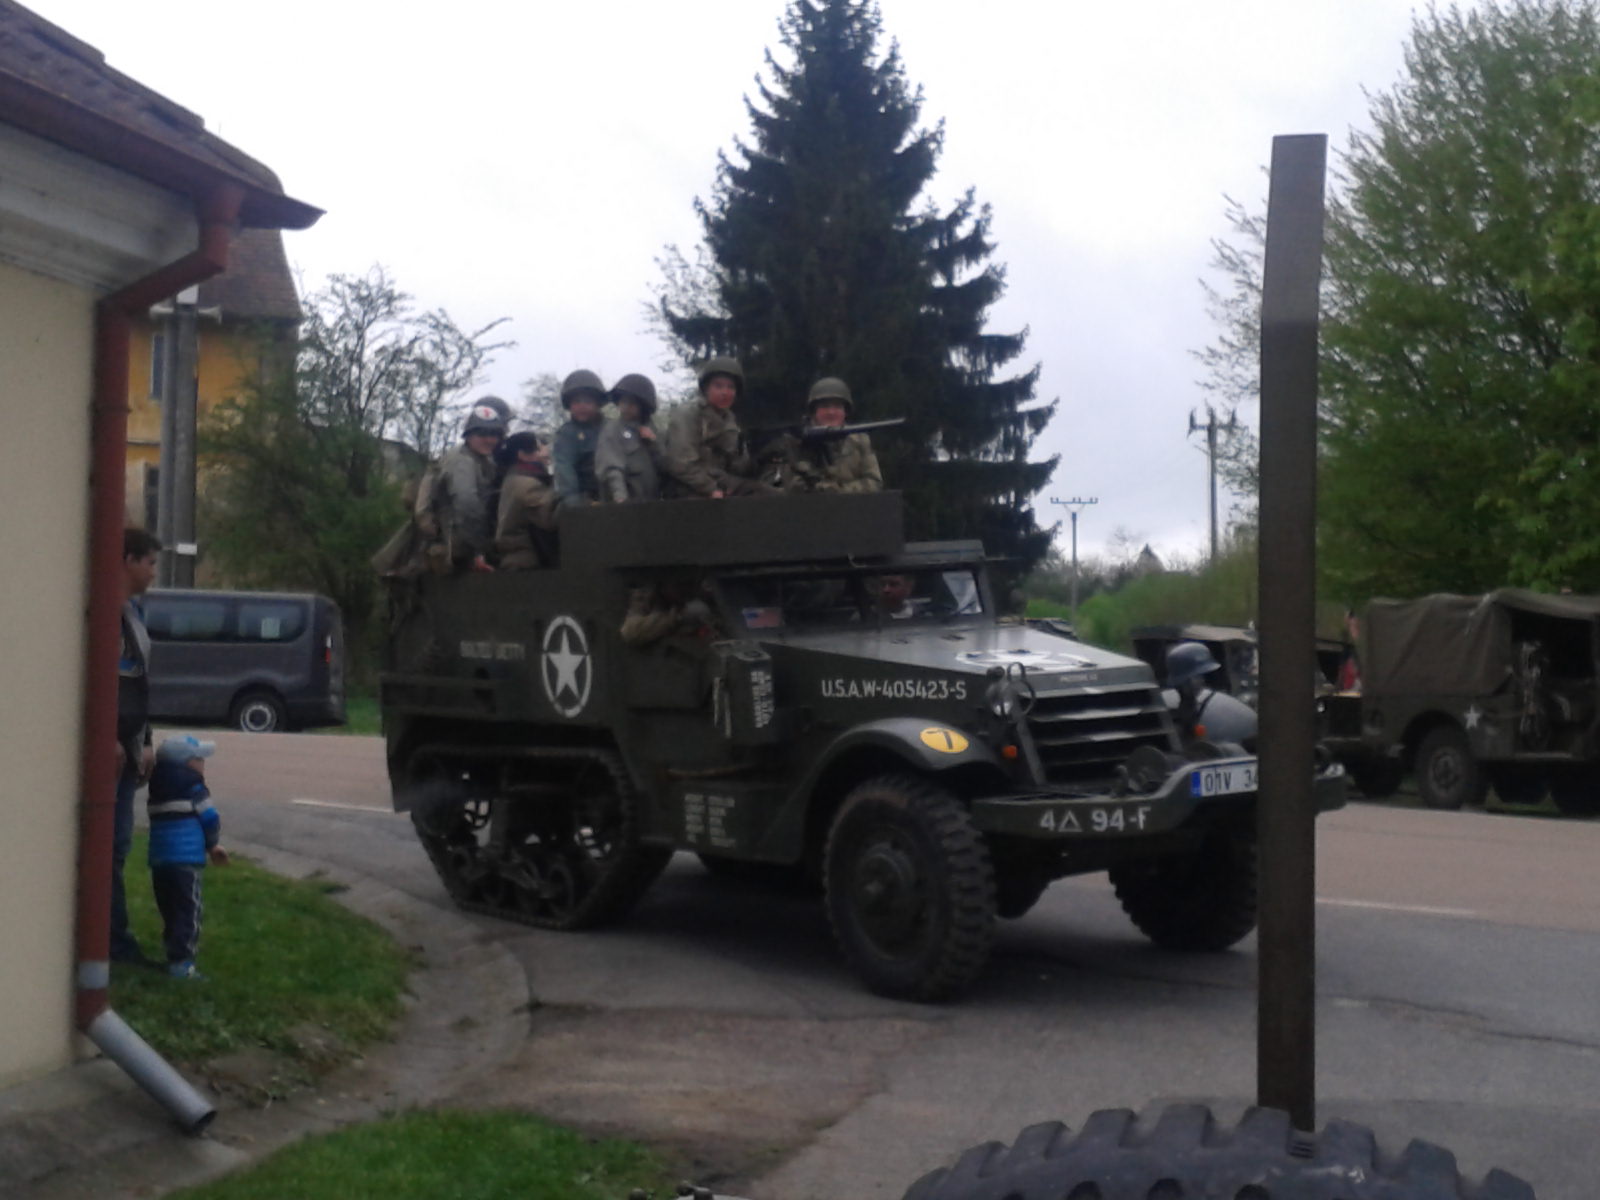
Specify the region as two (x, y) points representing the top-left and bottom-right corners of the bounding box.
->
(1364, 589), (1600, 697)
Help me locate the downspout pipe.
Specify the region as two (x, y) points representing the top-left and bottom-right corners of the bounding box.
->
(75, 184), (243, 1134)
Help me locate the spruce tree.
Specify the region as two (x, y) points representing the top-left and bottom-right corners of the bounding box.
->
(659, 0), (1056, 569)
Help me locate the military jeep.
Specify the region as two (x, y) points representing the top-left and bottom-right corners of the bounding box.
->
(380, 492), (1344, 1000)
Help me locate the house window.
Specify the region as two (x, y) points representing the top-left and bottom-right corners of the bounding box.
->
(150, 331), (166, 399)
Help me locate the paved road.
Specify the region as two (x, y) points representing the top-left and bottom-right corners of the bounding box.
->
(192, 729), (1600, 1199)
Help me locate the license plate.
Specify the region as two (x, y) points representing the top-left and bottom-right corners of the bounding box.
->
(1190, 762), (1257, 797)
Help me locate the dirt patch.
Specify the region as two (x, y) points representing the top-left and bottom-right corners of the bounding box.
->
(450, 1006), (935, 1189)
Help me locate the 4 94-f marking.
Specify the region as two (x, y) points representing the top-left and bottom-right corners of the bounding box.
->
(1038, 803), (1152, 834)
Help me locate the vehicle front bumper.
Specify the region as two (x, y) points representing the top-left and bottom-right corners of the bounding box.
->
(968, 757), (1347, 841)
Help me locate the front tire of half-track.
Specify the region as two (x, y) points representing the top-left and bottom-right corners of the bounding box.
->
(901, 1104), (1534, 1200)
(824, 775), (996, 1001)
(1109, 829), (1257, 952)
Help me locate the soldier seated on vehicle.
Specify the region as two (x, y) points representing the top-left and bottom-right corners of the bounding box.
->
(420, 397), (509, 574)
(596, 373), (662, 503)
(494, 432), (561, 570)
(783, 377), (884, 493)
(662, 357), (774, 499)
(620, 576), (717, 647)
(552, 370), (608, 506)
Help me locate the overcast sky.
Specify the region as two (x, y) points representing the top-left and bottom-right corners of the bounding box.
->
(36, 0), (1423, 561)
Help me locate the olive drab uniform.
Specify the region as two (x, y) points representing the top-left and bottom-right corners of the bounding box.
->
(596, 372), (662, 503)
(375, 398), (508, 576)
(552, 369), (607, 505)
(663, 357), (762, 498)
(785, 375), (883, 494)
(798, 431), (883, 493)
(422, 444), (498, 570)
(596, 418), (661, 502)
(495, 463), (562, 570)
(663, 400), (753, 497)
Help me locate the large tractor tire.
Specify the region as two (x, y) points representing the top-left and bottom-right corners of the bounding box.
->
(824, 775), (996, 1001)
(902, 1104), (1534, 1200)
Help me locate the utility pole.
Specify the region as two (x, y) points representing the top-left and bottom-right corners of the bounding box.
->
(1256, 132), (1326, 1130)
(154, 285), (205, 587)
(1188, 405), (1238, 562)
(1049, 496), (1098, 629)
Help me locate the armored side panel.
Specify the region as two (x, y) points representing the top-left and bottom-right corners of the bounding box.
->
(560, 490), (904, 570)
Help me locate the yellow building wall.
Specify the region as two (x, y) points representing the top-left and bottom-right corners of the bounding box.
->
(0, 259), (94, 1088)
(123, 318), (269, 526)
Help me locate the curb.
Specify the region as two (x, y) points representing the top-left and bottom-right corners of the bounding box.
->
(6, 838), (530, 1200)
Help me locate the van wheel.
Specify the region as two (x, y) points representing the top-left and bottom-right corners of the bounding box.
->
(231, 690), (287, 733)
(1415, 725), (1485, 810)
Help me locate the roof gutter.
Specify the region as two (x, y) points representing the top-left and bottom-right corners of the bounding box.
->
(75, 183), (243, 1134)
(0, 72), (321, 230)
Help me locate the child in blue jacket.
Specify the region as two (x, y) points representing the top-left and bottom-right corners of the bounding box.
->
(147, 735), (230, 979)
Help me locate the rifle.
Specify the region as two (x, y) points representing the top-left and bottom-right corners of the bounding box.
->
(745, 417), (906, 461)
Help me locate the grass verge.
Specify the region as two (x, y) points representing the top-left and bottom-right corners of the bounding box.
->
(320, 687), (381, 736)
(166, 1110), (678, 1200)
(115, 831), (411, 1085)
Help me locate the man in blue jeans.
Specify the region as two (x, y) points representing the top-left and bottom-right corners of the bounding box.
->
(113, 528), (161, 965)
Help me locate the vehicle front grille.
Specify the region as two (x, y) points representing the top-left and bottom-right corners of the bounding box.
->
(1024, 681), (1174, 787)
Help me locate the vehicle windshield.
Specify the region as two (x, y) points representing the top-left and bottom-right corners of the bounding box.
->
(722, 568), (984, 631)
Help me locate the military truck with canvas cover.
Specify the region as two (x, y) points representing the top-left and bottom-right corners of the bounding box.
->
(1325, 589), (1600, 815)
(380, 492), (1344, 999)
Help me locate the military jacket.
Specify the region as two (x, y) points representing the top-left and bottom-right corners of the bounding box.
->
(495, 466), (562, 570)
(553, 418), (602, 505)
(800, 431), (883, 493)
(595, 417), (662, 503)
(663, 400), (752, 497)
(419, 444), (497, 565)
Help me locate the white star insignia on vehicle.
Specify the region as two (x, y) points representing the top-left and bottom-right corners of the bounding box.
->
(541, 615), (592, 717)
(1463, 705), (1482, 730)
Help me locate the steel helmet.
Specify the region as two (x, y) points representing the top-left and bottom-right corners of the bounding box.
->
(611, 373), (658, 418)
(807, 376), (853, 416)
(462, 395), (510, 437)
(560, 369), (607, 409)
(696, 356), (744, 399)
(1165, 641), (1221, 687)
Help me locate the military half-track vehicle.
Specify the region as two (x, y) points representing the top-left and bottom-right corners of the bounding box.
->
(380, 492), (1344, 999)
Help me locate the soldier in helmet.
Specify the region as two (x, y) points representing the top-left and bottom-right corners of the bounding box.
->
(494, 432), (561, 570)
(552, 369), (607, 506)
(595, 373), (662, 503)
(1164, 641), (1257, 747)
(787, 376), (883, 493)
(663, 357), (769, 499)
(415, 397), (507, 573)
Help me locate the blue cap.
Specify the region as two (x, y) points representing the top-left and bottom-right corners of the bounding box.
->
(156, 735), (215, 765)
